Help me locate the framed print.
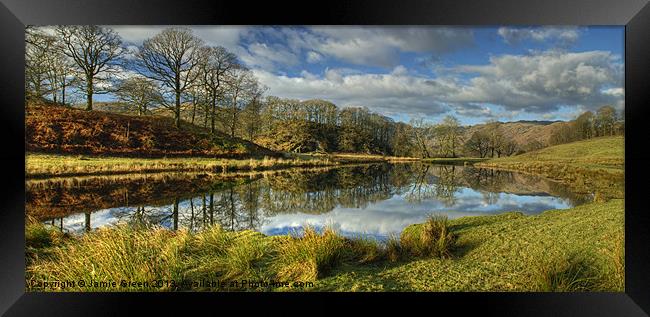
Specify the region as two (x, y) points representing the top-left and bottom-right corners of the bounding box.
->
(1, 0), (649, 315)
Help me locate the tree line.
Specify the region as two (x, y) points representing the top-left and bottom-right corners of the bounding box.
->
(549, 105), (624, 145)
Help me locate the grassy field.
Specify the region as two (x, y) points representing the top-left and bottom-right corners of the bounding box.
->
(26, 153), (341, 178)
(475, 136), (624, 199)
(26, 199), (623, 292)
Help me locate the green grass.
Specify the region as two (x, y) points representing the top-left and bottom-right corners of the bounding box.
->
(315, 200), (624, 291)
(26, 199), (624, 292)
(475, 136), (624, 199)
(26, 153), (340, 178)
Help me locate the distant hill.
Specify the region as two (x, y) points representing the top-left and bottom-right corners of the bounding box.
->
(462, 120), (570, 149)
(26, 100), (278, 158)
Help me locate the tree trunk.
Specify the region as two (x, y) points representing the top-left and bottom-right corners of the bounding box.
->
(175, 91), (181, 129)
(61, 81), (66, 106)
(86, 76), (93, 111)
(191, 100), (196, 124)
(211, 96), (217, 134)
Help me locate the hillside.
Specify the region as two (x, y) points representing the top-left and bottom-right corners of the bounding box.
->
(26, 101), (278, 158)
(482, 136), (623, 167)
(463, 120), (570, 148)
(476, 136), (624, 198)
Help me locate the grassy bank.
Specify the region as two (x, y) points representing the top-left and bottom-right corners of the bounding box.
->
(475, 136), (624, 199)
(27, 199), (623, 292)
(26, 152), (430, 178)
(26, 153), (341, 178)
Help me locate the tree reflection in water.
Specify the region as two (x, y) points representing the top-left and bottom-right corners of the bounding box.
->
(33, 163), (593, 235)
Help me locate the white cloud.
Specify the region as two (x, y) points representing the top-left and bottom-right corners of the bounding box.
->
(306, 51), (323, 63)
(238, 42), (299, 70)
(283, 26), (475, 68)
(497, 26), (582, 46)
(252, 66), (454, 116)
(451, 50), (624, 113)
(110, 25), (248, 52)
(252, 49), (624, 119)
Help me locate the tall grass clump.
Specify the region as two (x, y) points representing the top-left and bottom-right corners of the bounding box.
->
(400, 214), (456, 258)
(183, 229), (269, 286)
(533, 253), (598, 292)
(25, 219), (65, 263)
(271, 226), (346, 281)
(344, 235), (382, 264)
(385, 233), (402, 263)
(27, 225), (190, 291)
(600, 238), (624, 291)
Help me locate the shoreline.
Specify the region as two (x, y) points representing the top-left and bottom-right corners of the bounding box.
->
(26, 152), (487, 179)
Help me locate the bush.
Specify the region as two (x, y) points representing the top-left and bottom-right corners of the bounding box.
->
(271, 226), (346, 281)
(401, 215), (456, 258)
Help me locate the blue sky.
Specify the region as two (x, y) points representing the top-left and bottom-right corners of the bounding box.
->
(108, 26), (624, 125)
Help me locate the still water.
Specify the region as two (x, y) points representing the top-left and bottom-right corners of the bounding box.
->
(28, 163), (591, 239)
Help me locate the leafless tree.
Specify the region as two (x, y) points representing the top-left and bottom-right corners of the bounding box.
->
(56, 26), (124, 111)
(136, 27), (205, 128)
(199, 46), (239, 134)
(115, 76), (164, 115)
(25, 27), (57, 101)
(223, 68), (260, 138)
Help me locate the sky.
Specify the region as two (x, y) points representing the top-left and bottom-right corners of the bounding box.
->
(106, 25), (624, 125)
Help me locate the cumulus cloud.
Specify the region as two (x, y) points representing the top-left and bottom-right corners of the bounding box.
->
(497, 26), (582, 46)
(237, 42), (299, 70)
(111, 25), (248, 52)
(251, 67), (453, 116)
(305, 26), (475, 68)
(306, 51), (323, 63)
(253, 49), (623, 119)
(451, 50), (624, 113)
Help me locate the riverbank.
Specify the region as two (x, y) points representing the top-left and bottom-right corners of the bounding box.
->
(26, 153), (343, 178)
(26, 152), (487, 179)
(26, 199), (623, 292)
(475, 136), (624, 199)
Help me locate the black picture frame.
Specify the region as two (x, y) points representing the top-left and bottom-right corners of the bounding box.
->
(1, 0), (649, 316)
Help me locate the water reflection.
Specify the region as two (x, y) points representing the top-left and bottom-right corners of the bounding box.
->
(29, 163), (592, 239)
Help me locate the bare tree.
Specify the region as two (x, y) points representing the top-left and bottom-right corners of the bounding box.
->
(136, 27), (205, 128)
(409, 117), (432, 158)
(56, 26), (124, 111)
(200, 46), (239, 134)
(25, 27), (57, 101)
(464, 130), (490, 158)
(44, 42), (78, 106)
(223, 68), (259, 138)
(115, 76), (163, 115)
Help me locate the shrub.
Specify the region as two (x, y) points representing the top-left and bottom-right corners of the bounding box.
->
(401, 214), (456, 258)
(271, 226), (346, 281)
